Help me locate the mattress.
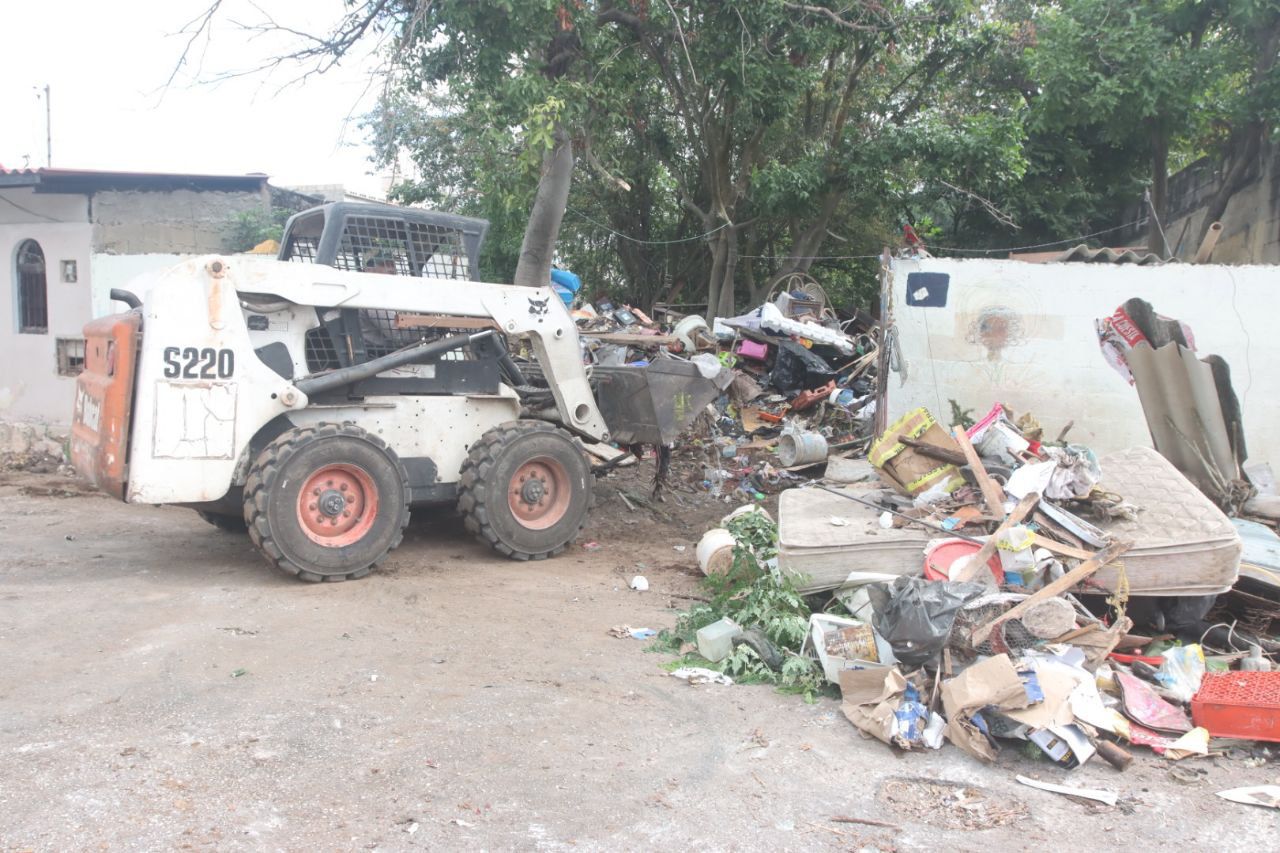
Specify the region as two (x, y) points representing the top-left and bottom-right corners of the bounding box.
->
(778, 446), (1241, 597)
(1089, 446), (1240, 595)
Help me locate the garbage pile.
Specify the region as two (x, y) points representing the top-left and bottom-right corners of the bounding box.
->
(668, 401), (1279, 786)
(573, 283), (878, 498)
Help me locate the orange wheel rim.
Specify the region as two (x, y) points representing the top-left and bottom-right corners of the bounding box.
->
(508, 457), (571, 531)
(296, 463), (379, 547)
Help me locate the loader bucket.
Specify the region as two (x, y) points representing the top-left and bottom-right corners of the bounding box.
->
(592, 360), (722, 446)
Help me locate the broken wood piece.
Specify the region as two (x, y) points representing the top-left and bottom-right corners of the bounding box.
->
(899, 436), (967, 467)
(970, 540), (1131, 645)
(394, 314), (501, 331)
(830, 816), (900, 830)
(1056, 419), (1075, 443)
(1051, 624), (1098, 644)
(1015, 775), (1118, 806)
(951, 492), (1040, 583)
(580, 331), (680, 345)
(951, 426), (1007, 518)
(1032, 537), (1094, 560)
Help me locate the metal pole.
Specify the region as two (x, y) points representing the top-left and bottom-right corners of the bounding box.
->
(44, 84), (51, 167)
(810, 484), (983, 543)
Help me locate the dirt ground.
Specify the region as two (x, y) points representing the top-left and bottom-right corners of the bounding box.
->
(1, 465), (1277, 851)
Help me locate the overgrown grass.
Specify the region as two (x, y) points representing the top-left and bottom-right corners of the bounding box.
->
(650, 511), (837, 702)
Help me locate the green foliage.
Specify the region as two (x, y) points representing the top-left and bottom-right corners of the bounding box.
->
(652, 511), (830, 700)
(225, 208), (291, 253)
(949, 399), (975, 431)
(357, 0), (1278, 301)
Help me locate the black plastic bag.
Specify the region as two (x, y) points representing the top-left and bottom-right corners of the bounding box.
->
(769, 340), (835, 392)
(867, 576), (987, 666)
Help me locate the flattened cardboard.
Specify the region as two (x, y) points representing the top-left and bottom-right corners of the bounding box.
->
(840, 667), (907, 745)
(940, 654), (1032, 762)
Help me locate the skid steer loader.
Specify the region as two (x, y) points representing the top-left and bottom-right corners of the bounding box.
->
(70, 202), (720, 582)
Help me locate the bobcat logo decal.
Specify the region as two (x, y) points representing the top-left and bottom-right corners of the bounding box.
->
(528, 296), (550, 316)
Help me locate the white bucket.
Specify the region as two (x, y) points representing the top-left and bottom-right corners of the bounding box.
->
(696, 528), (737, 576)
(777, 431), (828, 466)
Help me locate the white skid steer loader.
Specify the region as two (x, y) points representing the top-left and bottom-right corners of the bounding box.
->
(70, 203), (720, 582)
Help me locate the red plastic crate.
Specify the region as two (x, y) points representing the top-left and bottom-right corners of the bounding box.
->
(1191, 671), (1280, 742)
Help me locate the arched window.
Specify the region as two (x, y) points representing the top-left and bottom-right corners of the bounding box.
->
(15, 239), (48, 334)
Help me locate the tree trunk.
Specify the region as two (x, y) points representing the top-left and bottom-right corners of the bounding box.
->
(1193, 17), (1279, 249)
(716, 225), (739, 317)
(706, 230), (729, 318)
(513, 124), (574, 288)
(1147, 126), (1169, 257)
(781, 191), (842, 274)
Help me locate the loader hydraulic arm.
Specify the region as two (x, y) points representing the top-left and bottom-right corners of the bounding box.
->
(230, 260), (610, 442)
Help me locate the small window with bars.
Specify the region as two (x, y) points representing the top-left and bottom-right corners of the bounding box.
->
(56, 337), (86, 376)
(16, 239), (48, 334)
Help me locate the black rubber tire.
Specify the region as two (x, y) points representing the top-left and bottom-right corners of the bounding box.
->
(196, 510), (247, 534)
(243, 423), (410, 582)
(457, 420), (593, 560)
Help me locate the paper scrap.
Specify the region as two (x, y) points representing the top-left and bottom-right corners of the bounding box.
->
(1016, 775), (1118, 806)
(670, 667), (733, 686)
(1216, 785), (1280, 810)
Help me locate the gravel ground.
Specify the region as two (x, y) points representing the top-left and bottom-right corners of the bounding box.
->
(0, 468), (1276, 851)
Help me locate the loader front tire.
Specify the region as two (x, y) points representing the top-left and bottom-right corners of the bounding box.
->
(243, 424), (410, 582)
(457, 420), (592, 561)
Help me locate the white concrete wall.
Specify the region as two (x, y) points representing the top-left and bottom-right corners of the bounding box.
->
(884, 257), (1280, 470)
(0, 189), (92, 425)
(89, 253), (196, 318)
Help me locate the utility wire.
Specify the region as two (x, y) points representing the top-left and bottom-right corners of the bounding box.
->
(566, 207), (731, 244)
(928, 218), (1149, 254)
(568, 206), (1150, 259)
(0, 194), (64, 223)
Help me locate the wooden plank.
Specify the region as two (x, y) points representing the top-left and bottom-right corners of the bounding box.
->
(900, 436), (967, 467)
(1033, 537), (1094, 560)
(394, 314), (501, 331)
(952, 426), (1007, 518)
(580, 331), (679, 345)
(582, 442), (637, 467)
(951, 492), (1041, 583)
(970, 540), (1131, 645)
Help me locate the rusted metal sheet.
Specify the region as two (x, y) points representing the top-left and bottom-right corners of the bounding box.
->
(71, 312), (141, 500)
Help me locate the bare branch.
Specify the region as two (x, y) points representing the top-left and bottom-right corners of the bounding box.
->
(582, 138), (632, 192)
(663, 1), (699, 86)
(782, 2), (897, 33)
(938, 179), (1020, 230)
(166, 0), (398, 95)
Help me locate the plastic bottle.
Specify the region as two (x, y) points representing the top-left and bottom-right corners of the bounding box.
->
(1241, 644), (1274, 672)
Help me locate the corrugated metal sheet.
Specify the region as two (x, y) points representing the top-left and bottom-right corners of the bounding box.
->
(1053, 244), (1170, 265)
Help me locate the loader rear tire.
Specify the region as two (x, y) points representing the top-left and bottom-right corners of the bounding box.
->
(243, 423), (410, 582)
(457, 420), (592, 561)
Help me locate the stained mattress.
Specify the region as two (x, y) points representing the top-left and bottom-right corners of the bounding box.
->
(778, 446), (1240, 596)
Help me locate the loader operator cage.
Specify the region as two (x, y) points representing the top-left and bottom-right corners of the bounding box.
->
(278, 203), (492, 372)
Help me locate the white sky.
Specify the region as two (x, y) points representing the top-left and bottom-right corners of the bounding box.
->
(0, 0), (390, 196)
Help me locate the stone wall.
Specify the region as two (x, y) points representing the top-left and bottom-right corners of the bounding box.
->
(1162, 141), (1280, 264)
(91, 186), (271, 254)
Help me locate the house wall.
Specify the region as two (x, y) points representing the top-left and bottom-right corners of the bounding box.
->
(884, 257), (1280, 470)
(91, 187), (269, 254)
(1, 183), (272, 431)
(0, 189), (93, 425)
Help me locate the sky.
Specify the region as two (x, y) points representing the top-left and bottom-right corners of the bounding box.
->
(0, 0), (391, 196)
